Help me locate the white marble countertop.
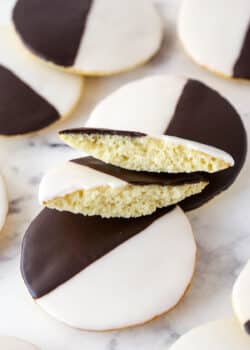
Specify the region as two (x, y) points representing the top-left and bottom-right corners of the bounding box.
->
(0, 0), (249, 349)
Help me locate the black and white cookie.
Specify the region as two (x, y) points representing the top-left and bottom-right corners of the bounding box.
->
(12, 0), (163, 76)
(39, 156), (208, 218)
(170, 319), (250, 350)
(0, 27), (83, 136)
(0, 337), (39, 349)
(22, 206), (196, 330)
(232, 261), (250, 334)
(178, 0), (250, 80)
(60, 76), (247, 211)
(0, 173), (8, 231)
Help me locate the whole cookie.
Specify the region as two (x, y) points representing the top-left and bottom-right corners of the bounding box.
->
(21, 206), (196, 330)
(0, 337), (39, 349)
(0, 27), (83, 136)
(12, 0), (163, 76)
(39, 156), (208, 218)
(170, 319), (250, 350)
(178, 0), (250, 80)
(60, 76), (247, 211)
(232, 260), (250, 334)
(0, 174), (8, 231)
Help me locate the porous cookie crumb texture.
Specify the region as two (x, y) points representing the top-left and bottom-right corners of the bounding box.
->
(60, 133), (233, 173)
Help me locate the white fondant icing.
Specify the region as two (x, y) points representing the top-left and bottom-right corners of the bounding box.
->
(87, 76), (234, 165)
(39, 161), (125, 203)
(170, 319), (250, 350)
(178, 0), (250, 77)
(0, 174), (8, 232)
(0, 337), (39, 350)
(0, 27), (83, 116)
(73, 0), (163, 73)
(232, 260), (250, 327)
(37, 207), (196, 330)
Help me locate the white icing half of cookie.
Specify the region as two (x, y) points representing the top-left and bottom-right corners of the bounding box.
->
(0, 27), (83, 117)
(232, 260), (250, 333)
(39, 159), (207, 218)
(0, 174), (8, 231)
(178, 0), (250, 78)
(0, 337), (39, 350)
(74, 0), (163, 74)
(39, 161), (125, 202)
(37, 206), (196, 330)
(170, 319), (250, 350)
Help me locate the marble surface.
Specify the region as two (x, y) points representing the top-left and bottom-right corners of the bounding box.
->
(0, 0), (249, 349)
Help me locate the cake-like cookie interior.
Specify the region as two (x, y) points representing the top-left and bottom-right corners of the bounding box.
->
(39, 157), (208, 218)
(59, 130), (234, 173)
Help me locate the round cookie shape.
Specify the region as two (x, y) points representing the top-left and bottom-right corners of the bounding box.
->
(169, 319), (250, 350)
(60, 76), (247, 211)
(12, 0), (163, 76)
(232, 260), (250, 334)
(0, 27), (83, 136)
(39, 156), (208, 218)
(178, 0), (250, 80)
(0, 174), (8, 231)
(21, 206), (196, 330)
(0, 337), (39, 349)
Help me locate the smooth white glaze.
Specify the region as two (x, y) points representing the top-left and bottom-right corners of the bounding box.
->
(170, 319), (250, 350)
(232, 260), (250, 328)
(0, 27), (83, 116)
(75, 0), (163, 73)
(87, 75), (234, 165)
(0, 337), (39, 349)
(39, 161), (125, 203)
(0, 173), (8, 232)
(178, 0), (250, 77)
(37, 207), (196, 330)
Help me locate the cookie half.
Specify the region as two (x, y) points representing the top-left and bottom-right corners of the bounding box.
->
(0, 173), (8, 231)
(178, 0), (250, 80)
(170, 319), (250, 350)
(22, 206), (196, 330)
(12, 0), (163, 76)
(232, 261), (250, 334)
(60, 76), (247, 211)
(39, 156), (208, 218)
(0, 27), (83, 136)
(0, 337), (39, 349)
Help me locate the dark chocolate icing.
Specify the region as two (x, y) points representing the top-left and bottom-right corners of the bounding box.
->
(60, 127), (146, 138)
(62, 79), (247, 211)
(233, 24), (250, 79)
(13, 0), (93, 67)
(0, 65), (59, 135)
(21, 206), (174, 299)
(244, 320), (250, 335)
(167, 79), (247, 211)
(72, 156), (208, 186)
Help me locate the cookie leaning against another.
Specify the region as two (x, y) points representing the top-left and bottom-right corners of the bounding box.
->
(59, 75), (247, 211)
(12, 0), (163, 76)
(0, 27), (83, 136)
(178, 0), (250, 80)
(21, 206), (196, 331)
(39, 156), (208, 218)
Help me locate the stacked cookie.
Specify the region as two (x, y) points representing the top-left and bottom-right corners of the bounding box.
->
(169, 261), (250, 349)
(21, 75), (247, 331)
